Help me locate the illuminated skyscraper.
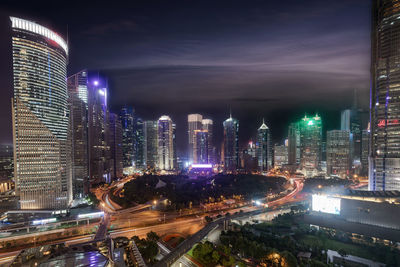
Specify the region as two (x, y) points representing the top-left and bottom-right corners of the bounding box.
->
(188, 114), (203, 163)
(299, 114), (322, 176)
(108, 113), (123, 180)
(67, 70), (89, 198)
(288, 122), (301, 165)
(257, 120), (272, 171)
(194, 130), (209, 164)
(223, 115), (239, 171)
(119, 106), (135, 168)
(202, 119), (214, 164)
(144, 121), (158, 169)
(134, 117), (145, 170)
(361, 129), (370, 176)
(274, 144), (288, 168)
(326, 130), (351, 178)
(88, 77), (111, 184)
(10, 17), (71, 209)
(370, 0), (400, 190)
(158, 116), (174, 170)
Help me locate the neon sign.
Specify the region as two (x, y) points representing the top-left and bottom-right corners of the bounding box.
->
(378, 119), (400, 127)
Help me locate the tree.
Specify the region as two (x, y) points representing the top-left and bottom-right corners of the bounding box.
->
(282, 251), (298, 267)
(146, 231), (159, 242)
(212, 250), (220, 263)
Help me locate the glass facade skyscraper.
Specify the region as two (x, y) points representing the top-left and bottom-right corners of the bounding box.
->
(158, 116), (174, 170)
(299, 115), (322, 177)
(188, 114), (203, 164)
(370, 0), (400, 190)
(119, 106), (135, 168)
(144, 120), (158, 169)
(326, 130), (351, 178)
(10, 17), (71, 209)
(257, 120), (272, 171)
(67, 70), (89, 199)
(223, 116), (239, 171)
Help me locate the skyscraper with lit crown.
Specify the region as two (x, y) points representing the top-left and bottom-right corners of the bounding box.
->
(10, 17), (71, 209)
(299, 114), (322, 177)
(158, 116), (174, 170)
(257, 120), (272, 171)
(223, 115), (239, 171)
(188, 114), (203, 164)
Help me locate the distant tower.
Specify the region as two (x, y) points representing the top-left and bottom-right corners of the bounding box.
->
(202, 119), (214, 164)
(326, 130), (351, 178)
(223, 115), (239, 171)
(134, 117), (145, 170)
(10, 17), (71, 209)
(144, 121), (158, 169)
(68, 70), (89, 198)
(257, 119), (272, 171)
(108, 113), (123, 180)
(158, 116), (174, 170)
(288, 122), (301, 165)
(369, 0), (400, 190)
(299, 114), (322, 177)
(119, 106), (135, 168)
(88, 77), (111, 184)
(188, 114), (203, 163)
(194, 130), (209, 164)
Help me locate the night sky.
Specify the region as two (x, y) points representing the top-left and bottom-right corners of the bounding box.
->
(0, 0), (371, 155)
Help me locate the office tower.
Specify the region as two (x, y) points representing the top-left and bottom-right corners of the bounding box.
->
(341, 108), (362, 164)
(0, 144), (13, 181)
(119, 106), (135, 168)
(67, 70), (89, 199)
(241, 141), (258, 172)
(10, 17), (71, 209)
(361, 129), (370, 176)
(257, 120), (272, 171)
(108, 113), (123, 180)
(288, 122), (301, 165)
(202, 119), (214, 164)
(188, 114), (203, 163)
(370, 0), (400, 190)
(173, 123), (177, 169)
(274, 144), (288, 168)
(326, 130), (351, 178)
(158, 116), (174, 170)
(88, 78), (111, 184)
(144, 121), (158, 169)
(134, 118), (145, 170)
(223, 115), (239, 171)
(299, 115), (322, 176)
(194, 130), (209, 164)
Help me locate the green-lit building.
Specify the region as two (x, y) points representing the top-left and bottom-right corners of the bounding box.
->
(298, 115), (322, 177)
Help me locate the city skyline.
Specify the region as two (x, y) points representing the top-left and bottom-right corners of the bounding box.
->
(0, 1), (371, 152)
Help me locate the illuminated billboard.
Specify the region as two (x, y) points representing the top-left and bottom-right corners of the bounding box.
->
(312, 194), (341, 215)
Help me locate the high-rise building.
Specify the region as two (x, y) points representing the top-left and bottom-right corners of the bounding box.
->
(194, 130), (209, 164)
(0, 144), (13, 181)
(341, 108), (362, 165)
(370, 0), (400, 191)
(88, 77), (111, 184)
(257, 120), (272, 171)
(173, 123), (177, 169)
(158, 116), (174, 170)
(144, 121), (158, 169)
(188, 114), (203, 164)
(10, 17), (71, 209)
(299, 115), (322, 176)
(108, 113), (123, 180)
(223, 116), (239, 171)
(274, 144), (288, 168)
(361, 129), (370, 176)
(288, 122), (301, 165)
(67, 70), (89, 199)
(134, 118), (145, 170)
(326, 130), (351, 178)
(119, 106), (135, 168)
(241, 141), (258, 172)
(202, 119), (214, 164)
